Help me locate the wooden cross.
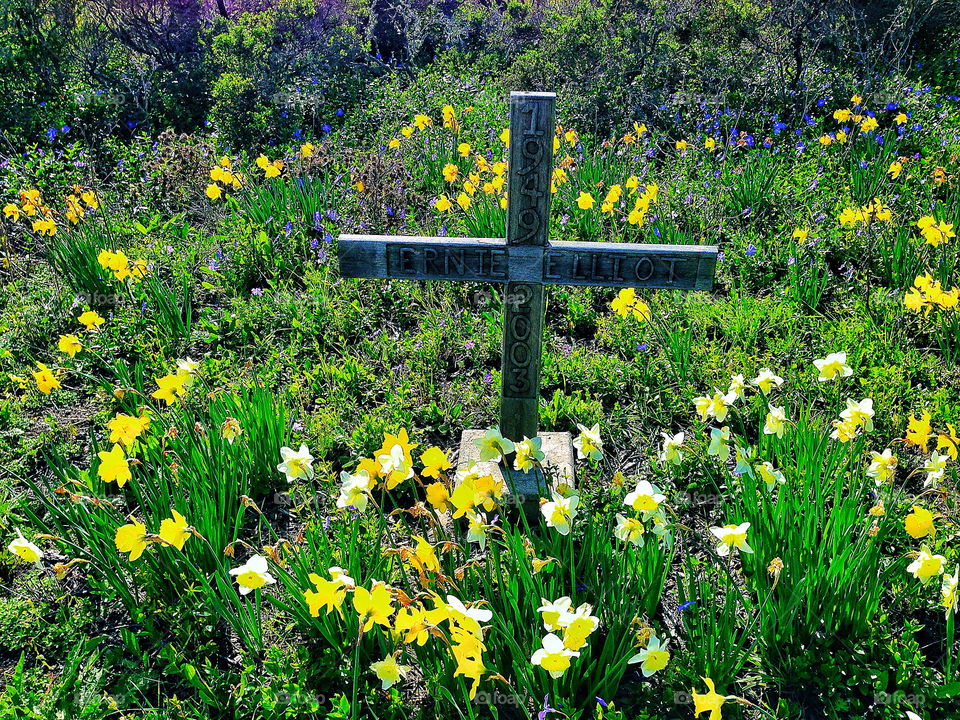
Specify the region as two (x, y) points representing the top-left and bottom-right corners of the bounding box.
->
(339, 91), (717, 443)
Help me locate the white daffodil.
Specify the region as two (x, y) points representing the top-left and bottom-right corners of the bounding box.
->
(371, 654), (411, 689)
(866, 449), (897, 485)
(751, 368), (784, 395)
(614, 513), (644, 546)
(474, 427), (514, 461)
(923, 451), (948, 487)
(813, 351), (853, 382)
(708, 426), (731, 462)
(377, 442), (414, 489)
(541, 492), (579, 535)
(277, 444), (315, 483)
(337, 469), (373, 512)
(627, 634), (671, 677)
(514, 436), (545, 472)
(840, 397), (874, 432)
(573, 423), (603, 461)
(907, 546), (946, 585)
(623, 480), (665, 516)
(229, 554), (276, 595)
(755, 461), (785, 491)
(465, 510), (490, 550)
(659, 431), (684, 466)
(710, 522), (753, 557)
(725, 373), (746, 403)
(734, 444), (755, 477)
(531, 633), (579, 678)
(941, 567), (959, 619)
(763, 404), (788, 439)
(7, 529), (43, 564)
(537, 596), (573, 631)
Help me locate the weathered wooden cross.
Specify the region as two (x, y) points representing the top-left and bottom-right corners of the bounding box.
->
(339, 92), (716, 487)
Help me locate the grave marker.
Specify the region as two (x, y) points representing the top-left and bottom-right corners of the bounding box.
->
(339, 91), (717, 506)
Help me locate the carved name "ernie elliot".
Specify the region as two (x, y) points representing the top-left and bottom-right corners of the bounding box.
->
(338, 236), (717, 291)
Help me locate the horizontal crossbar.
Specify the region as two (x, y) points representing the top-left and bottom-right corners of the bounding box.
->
(338, 234), (717, 291)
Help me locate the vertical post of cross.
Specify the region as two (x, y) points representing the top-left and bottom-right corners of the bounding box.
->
(500, 91), (555, 443)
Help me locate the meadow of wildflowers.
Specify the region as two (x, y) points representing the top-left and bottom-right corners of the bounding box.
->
(1, 42), (960, 720)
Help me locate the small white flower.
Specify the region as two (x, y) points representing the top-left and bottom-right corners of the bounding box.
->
(813, 351), (853, 382)
(659, 431), (684, 466)
(573, 423), (603, 461)
(229, 554), (276, 595)
(277, 444), (315, 483)
(708, 426), (731, 462)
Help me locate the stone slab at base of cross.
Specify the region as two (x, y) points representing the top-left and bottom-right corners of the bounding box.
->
(456, 430), (575, 518)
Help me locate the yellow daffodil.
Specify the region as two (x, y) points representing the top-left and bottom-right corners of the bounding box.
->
(906, 411), (933, 452)
(97, 443), (132, 487)
(151, 372), (189, 406)
(107, 412), (150, 448)
(58, 334), (82, 357)
(693, 677), (727, 720)
(158, 509), (191, 551)
(425, 480), (452, 513)
(420, 446), (450, 479)
(905, 506), (935, 539)
(353, 581), (394, 631)
(33, 362), (60, 394)
(78, 310), (105, 331)
(305, 571), (350, 618)
(576, 191), (594, 210)
(115, 520), (148, 561)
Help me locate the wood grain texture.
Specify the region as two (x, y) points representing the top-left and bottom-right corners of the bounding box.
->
(501, 91), (555, 442)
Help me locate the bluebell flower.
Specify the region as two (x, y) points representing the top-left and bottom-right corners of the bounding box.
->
(745, 243), (757, 256)
(679, 600), (697, 613)
(322, 124), (331, 133)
